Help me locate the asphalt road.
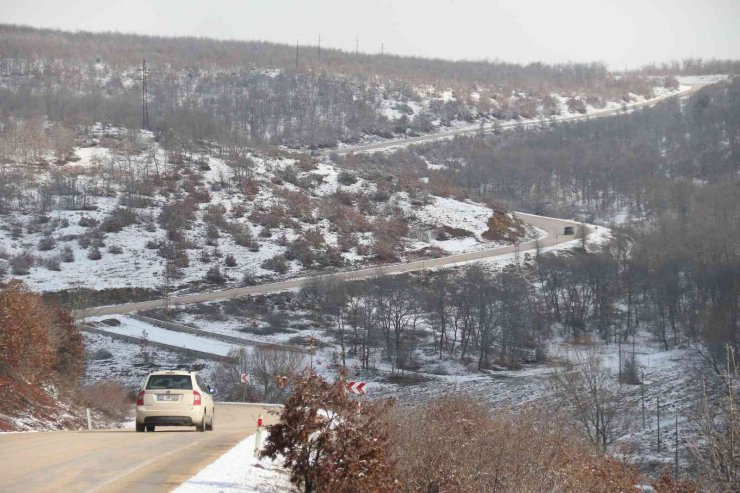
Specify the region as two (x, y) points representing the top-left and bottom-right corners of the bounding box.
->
(330, 82), (706, 155)
(0, 404), (277, 493)
(75, 212), (579, 318)
(75, 82), (713, 320)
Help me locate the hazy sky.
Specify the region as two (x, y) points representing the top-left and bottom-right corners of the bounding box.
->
(2, 0), (739, 68)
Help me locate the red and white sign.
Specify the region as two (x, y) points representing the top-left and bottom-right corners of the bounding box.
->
(347, 381), (367, 395)
(240, 373), (250, 384)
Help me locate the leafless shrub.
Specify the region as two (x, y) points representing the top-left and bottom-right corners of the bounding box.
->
(261, 254), (289, 274)
(38, 235), (56, 251)
(203, 204), (228, 229)
(337, 170), (358, 186)
(79, 229), (105, 249)
(78, 216), (99, 228)
(87, 246), (102, 260)
(10, 222), (23, 239)
(205, 266), (226, 284)
(228, 222), (256, 248)
(620, 356), (641, 385)
(101, 207), (137, 232)
(41, 256), (61, 271)
(287, 239), (313, 266)
(390, 396), (641, 493)
(79, 381), (132, 421)
(212, 347), (306, 403)
(205, 223), (220, 241)
(242, 269), (257, 286)
(59, 245), (75, 262)
(10, 252), (35, 275)
(250, 207), (285, 229)
(89, 348), (113, 360)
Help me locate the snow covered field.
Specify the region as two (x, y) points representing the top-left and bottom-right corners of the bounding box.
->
(0, 125), (525, 294)
(86, 315), (240, 357)
(173, 433), (291, 493)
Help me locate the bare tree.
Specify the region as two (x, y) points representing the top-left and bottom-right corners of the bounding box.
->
(552, 349), (630, 451)
(212, 346), (306, 403)
(691, 347), (740, 491)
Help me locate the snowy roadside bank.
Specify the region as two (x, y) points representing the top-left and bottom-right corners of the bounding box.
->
(172, 432), (291, 493)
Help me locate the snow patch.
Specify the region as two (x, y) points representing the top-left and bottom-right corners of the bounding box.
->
(172, 432), (291, 493)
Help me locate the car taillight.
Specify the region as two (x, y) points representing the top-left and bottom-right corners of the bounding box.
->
(137, 390), (145, 406)
(193, 390), (201, 406)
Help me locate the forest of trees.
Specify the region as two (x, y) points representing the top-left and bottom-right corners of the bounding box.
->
(344, 78), (739, 220)
(327, 79), (739, 373)
(0, 23), (649, 88)
(639, 58), (740, 76)
(299, 191), (738, 381)
(0, 24), (661, 147)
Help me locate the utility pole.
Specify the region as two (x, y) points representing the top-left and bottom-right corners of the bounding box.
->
(355, 35), (359, 55)
(381, 43), (384, 55)
(641, 370), (646, 428)
(295, 40), (299, 70)
(674, 407), (679, 479)
(318, 34), (321, 61)
(140, 58), (149, 130)
(618, 334), (622, 385)
(657, 396), (661, 453)
(162, 257), (172, 319)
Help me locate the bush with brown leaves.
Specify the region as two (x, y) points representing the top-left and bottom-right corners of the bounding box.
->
(389, 396), (694, 493)
(80, 381), (132, 420)
(0, 281), (84, 385)
(262, 372), (396, 493)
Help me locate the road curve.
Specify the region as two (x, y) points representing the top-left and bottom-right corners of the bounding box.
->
(0, 404), (277, 493)
(75, 212), (579, 318)
(75, 83), (715, 319)
(330, 83), (706, 155)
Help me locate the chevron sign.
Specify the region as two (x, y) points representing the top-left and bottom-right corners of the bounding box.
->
(347, 381), (367, 395)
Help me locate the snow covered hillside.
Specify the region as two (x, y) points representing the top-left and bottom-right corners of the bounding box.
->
(0, 124), (529, 294)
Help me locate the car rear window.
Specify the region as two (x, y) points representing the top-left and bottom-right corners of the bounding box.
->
(146, 375), (193, 390)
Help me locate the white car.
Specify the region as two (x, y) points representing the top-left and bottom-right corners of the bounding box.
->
(135, 371), (215, 432)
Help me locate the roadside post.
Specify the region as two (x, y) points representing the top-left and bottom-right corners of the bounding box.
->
(346, 381), (368, 413)
(240, 372), (250, 402)
(253, 414), (263, 458)
(86, 408), (93, 430)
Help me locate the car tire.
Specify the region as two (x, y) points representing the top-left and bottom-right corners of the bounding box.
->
(197, 413), (206, 432)
(136, 422), (145, 432)
(146, 425), (155, 432)
(207, 412), (214, 431)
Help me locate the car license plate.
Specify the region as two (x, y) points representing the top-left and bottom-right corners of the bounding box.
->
(157, 394), (179, 401)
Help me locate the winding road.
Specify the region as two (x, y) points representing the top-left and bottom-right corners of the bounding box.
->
(75, 212), (579, 318)
(74, 81), (716, 319)
(330, 82), (707, 155)
(2, 80), (720, 493)
(0, 404), (276, 493)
